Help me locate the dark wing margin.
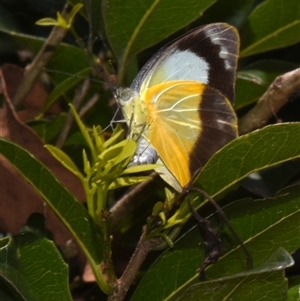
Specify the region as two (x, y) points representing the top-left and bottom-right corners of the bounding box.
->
(176, 23), (239, 103)
(131, 23), (239, 104)
(189, 86), (238, 178)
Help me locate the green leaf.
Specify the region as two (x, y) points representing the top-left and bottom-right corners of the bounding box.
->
(0, 4), (19, 32)
(109, 175), (153, 189)
(170, 251), (292, 301)
(0, 28), (89, 83)
(99, 139), (136, 165)
(257, 160), (300, 196)
(172, 249), (293, 301)
(195, 123), (300, 202)
(121, 164), (160, 174)
(56, 12), (68, 29)
(82, 0), (103, 37)
(0, 233), (72, 301)
(68, 3), (84, 27)
(103, 124), (125, 149)
(39, 67), (91, 116)
(67, 0), (103, 36)
(69, 104), (94, 155)
(199, 0), (255, 28)
(35, 18), (60, 27)
(64, 130), (88, 147)
(288, 276), (300, 301)
(30, 113), (67, 142)
(240, 0), (300, 57)
(235, 60), (297, 109)
(131, 184), (300, 301)
(172, 123), (300, 226)
(45, 144), (83, 179)
(103, 0), (216, 81)
(0, 138), (113, 295)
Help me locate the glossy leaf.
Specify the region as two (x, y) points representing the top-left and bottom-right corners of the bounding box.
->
(199, 0), (255, 28)
(171, 123), (300, 225)
(288, 276), (300, 301)
(0, 233), (72, 301)
(82, 0), (103, 37)
(240, 0), (300, 57)
(195, 123), (300, 201)
(173, 249), (292, 301)
(255, 160), (300, 196)
(235, 60), (297, 109)
(0, 138), (113, 295)
(103, 0), (216, 81)
(131, 184), (300, 301)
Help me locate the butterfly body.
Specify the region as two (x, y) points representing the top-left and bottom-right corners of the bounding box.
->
(117, 23), (239, 191)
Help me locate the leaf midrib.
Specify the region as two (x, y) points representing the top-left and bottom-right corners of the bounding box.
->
(241, 20), (300, 56)
(162, 206), (300, 301)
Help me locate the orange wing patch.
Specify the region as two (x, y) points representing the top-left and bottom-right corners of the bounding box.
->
(143, 81), (206, 187)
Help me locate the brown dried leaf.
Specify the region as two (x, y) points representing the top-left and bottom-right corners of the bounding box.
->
(0, 67), (85, 247)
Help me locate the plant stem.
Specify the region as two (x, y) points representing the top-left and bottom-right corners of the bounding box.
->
(13, 4), (70, 108)
(108, 228), (161, 301)
(239, 68), (300, 134)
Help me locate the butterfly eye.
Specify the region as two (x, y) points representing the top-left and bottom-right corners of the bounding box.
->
(118, 88), (133, 105)
(116, 88), (134, 107)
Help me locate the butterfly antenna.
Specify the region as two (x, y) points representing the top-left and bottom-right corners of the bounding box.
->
(43, 68), (119, 92)
(43, 67), (104, 83)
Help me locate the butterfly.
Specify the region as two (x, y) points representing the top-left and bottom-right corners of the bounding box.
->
(116, 23), (239, 192)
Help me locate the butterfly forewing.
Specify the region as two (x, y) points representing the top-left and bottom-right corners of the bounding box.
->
(120, 23), (239, 191)
(132, 23), (239, 103)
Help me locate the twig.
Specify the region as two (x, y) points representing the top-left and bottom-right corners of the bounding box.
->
(95, 51), (118, 89)
(56, 79), (90, 147)
(13, 4), (70, 108)
(110, 173), (163, 227)
(239, 68), (300, 135)
(108, 228), (161, 301)
(79, 93), (100, 117)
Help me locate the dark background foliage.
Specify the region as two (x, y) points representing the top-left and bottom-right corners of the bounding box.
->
(0, 0), (300, 300)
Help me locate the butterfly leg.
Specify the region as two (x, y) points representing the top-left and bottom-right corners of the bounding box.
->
(190, 188), (253, 272)
(188, 200), (225, 280)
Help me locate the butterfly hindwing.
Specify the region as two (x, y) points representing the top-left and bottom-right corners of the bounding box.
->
(143, 80), (237, 188)
(118, 23), (239, 191)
